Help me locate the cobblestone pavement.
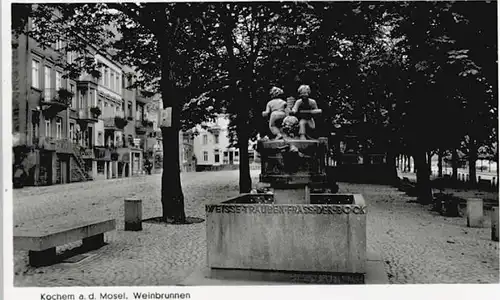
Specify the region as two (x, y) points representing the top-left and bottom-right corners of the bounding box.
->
(12, 170), (499, 286)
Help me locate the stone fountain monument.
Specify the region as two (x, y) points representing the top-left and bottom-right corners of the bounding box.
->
(184, 86), (385, 285)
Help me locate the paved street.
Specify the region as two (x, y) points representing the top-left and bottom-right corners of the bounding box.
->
(13, 170), (499, 286)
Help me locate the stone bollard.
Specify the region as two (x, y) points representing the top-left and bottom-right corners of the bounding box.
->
(492, 207), (499, 242)
(466, 198), (484, 228)
(125, 198), (143, 231)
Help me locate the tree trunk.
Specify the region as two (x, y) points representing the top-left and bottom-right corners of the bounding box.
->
(427, 151), (432, 174)
(451, 148), (459, 181)
(386, 151), (398, 184)
(468, 139), (478, 186)
(160, 126), (186, 223)
(437, 150), (443, 177)
(220, 5), (251, 193)
(415, 149), (433, 205)
(407, 155), (412, 172)
(403, 155), (407, 172)
(158, 37), (186, 223)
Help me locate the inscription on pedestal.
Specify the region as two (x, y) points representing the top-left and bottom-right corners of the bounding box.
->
(206, 204), (366, 215)
(206, 194), (367, 274)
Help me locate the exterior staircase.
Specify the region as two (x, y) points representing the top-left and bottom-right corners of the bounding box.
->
(71, 144), (92, 182)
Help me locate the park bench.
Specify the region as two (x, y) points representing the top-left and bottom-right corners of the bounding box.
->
(14, 218), (116, 267)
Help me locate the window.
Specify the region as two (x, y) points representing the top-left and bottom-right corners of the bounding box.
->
(55, 71), (62, 91)
(45, 119), (51, 137)
(98, 131), (103, 145)
(31, 60), (40, 89)
(214, 149), (220, 163)
(44, 66), (51, 100)
(214, 134), (219, 144)
(110, 71), (115, 90)
(97, 161), (105, 174)
(89, 91), (94, 107)
(235, 151), (239, 157)
(79, 93), (84, 110)
(67, 52), (75, 64)
(31, 110), (39, 144)
(104, 68), (109, 86)
(223, 151), (229, 164)
(56, 118), (62, 139)
(54, 40), (63, 50)
(69, 123), (74, 142)
(31, 122), (39, 144)
(203, 151), (208, 161)
(203, 134), (208, 145)
(99, 99), (103, 112)
(116, 74), (121, 93)
(128, 102), (132, 118)
(70, 83), (76, 108)
(136, 105), (142, 120)
(99, 66), (104, 85)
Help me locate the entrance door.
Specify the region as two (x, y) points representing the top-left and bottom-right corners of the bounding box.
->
(229, 151), (234, 165)
(60, 159), (68, 183)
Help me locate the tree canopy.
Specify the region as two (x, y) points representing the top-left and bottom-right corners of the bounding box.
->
(13, 1), (497, 212)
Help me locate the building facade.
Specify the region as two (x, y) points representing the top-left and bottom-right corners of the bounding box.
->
(12, 16), (163, 187)
(12, 18), (90, 186)
(192, 114), (259, 171)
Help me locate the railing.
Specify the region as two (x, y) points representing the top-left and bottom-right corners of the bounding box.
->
(70, 143), (91, 181)
(78, 107), (98, 121)
(80, 147), (95, 159)
(40, 88), (71, 106)
(38, 137), (73, 153)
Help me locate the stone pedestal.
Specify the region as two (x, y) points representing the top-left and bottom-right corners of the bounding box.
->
(202, 137), (366, 284)
(492, 207), (499, 242)
(206, 193), (366, 274)
(125, 198), (142, 231)
(467, 198), (484, 228)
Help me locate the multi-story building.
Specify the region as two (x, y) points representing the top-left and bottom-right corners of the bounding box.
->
(12, 18), (90, 186)
(12, 16), (157, 187)
(191, 114), (260, 172)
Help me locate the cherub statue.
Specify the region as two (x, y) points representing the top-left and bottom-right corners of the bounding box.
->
(262, 87), (287, 139)
(291, 85), (322, 140)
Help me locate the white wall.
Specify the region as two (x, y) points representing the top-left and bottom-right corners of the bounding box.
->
(193, 115), (239, 166)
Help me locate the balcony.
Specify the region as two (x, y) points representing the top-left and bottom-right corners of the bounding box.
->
(80, 147), (95, 159)
(78, 107), (100, 123)
(208, 125), (221, 135)
(104, 115), (128, 130)
(40, 88), (72, 117)
(37, 137), (74, 154)
(135, 119), (153, 134)
(94, 146), (112, 161)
